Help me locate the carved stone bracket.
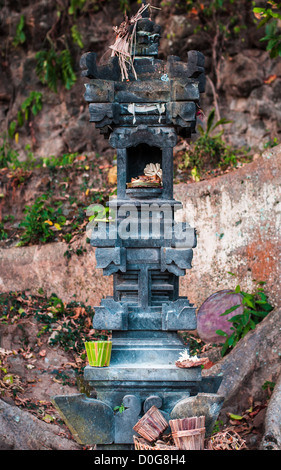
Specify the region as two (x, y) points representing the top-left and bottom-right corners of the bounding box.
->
(93, 299), (129, 330)
(109, 125), (177, 150)
(162, 299), (197, 331)
(161, 247), (193, 276)
(95, 247), (126, 275)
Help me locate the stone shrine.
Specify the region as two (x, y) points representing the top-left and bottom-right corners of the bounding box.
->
(53, 4), (223, 449)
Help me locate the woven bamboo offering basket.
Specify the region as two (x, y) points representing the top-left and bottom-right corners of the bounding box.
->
(169, 416), (206, 450)
(133, 436), (178, 451)
(133, 405), (169, 442)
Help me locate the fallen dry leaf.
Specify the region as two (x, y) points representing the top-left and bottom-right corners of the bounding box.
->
(84, 317), (92, 329)
(52, 378), (62, 384)
(107, 165), (117, 185)
(99, 164), (112, 170)
(72, 307), (86, 320)
(264, 74), (277, 85)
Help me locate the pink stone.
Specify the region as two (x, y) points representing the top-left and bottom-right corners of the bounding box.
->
(197, 290), (244, 344)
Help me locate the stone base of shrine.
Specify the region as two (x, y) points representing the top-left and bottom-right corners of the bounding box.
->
(52, 331), (222, 447)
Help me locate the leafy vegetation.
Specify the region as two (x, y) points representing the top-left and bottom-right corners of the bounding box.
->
(0, 145), (114, 249)
(253, 1), (281, 58)
(71, 24), (84, 48)
(68, 0), (88, 16)
(8, 92), (43, 140)
(0, 135), (21, 169)
(0, 222), (8, 241)
(42, 152), (79, 169)
(35, 47), (76, 93)
(0, 289), (110, 412)
(12, 15), (26, 47)
(114, 403), (126, 414)
(216, 283), (274, 357)
(0, 290), (109, 354)
(18, 194), (67, 246)
(180, 109), (248, 179)
(162, 0), (253, 47)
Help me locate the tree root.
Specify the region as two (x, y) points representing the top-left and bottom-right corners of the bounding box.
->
(0, 399), (82, 450)
(202, 307), (281, 448)
(260, 372), (281, 450)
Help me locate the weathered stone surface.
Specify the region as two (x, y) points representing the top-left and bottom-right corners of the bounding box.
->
(218, 51), (264, 98)
(95, 247), (126, 274)
(161, 247), (193, 275)
(261, 371), (281, 450)
(197, 290), (244, 344)
(93, 299), (128, 330)
(170, 393), (225, 437)
(114, 395), (142, 444)
(203, 306), (281, 415)
(176, 144), (281, 312)
(52, 394), (114, 445)
(0, 398), (82, 450)
(162, 299), (196, 331)
(0, 240), (112, 308)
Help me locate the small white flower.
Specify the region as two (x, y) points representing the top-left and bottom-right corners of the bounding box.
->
(178, 349), (199, 362)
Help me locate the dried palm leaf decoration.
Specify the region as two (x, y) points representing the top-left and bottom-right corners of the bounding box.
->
(109, 2), (159, 81)
(144, 163), (162, 182)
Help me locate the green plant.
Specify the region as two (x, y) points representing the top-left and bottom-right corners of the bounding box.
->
(9, 92), (43, 139)
(87, 204), (115, 223)
(0, 136), (38, 171)
(183, 109), (240, 175)
(43, 152), (78, 169)
(18, 194), (67, 245)
(167, 1), (252, 41)
(262, 380), (276, 394)
(37, 296), (105, 353)
(68, 0), (87, 16)
(253, 2), (281, 58)
(216, 283), (274, 357)
(0, 222), (8, 241)
(71, 24), (84, 48)
(0, 135), (20, 168)
(12, 15), (26, 47)
(36, 47), (76, 93)
(191, 166), (201, 182)
(198, 108), (232, 142)
(114, 403), (126, 414)
(119, 0), (130, 13)
(212, 419), (224, 434)
(264, 137), (279, 149)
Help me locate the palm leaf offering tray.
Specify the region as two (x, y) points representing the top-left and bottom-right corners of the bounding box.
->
(127, 162), (163, 188)
(127, 181), (162, 188)
(175, 350), (209, 369)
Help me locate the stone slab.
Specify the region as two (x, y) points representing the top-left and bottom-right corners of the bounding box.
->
(52, 394), (114, 445)
(84, 363), (202, 383)
(170, 392), (225, 437)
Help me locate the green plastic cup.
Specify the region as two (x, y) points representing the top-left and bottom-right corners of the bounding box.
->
(85, 341), (112, 367)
